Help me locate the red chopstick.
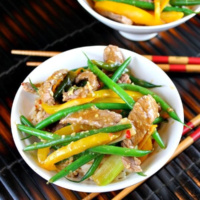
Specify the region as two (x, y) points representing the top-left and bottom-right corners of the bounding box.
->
(144, 55), (200, 64)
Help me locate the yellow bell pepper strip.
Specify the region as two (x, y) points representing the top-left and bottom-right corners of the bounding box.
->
(94, 1), (164, 26)
(37, 147), (51, 166)
(41, 132), (121, 170)
(54, 124), (92, 136)
(139, 137), (153, 163)
(161, 11), (184, 23)
(160, 0), (169, 12)
(154, 0), (161, 21)
(92, 97), (125, 103)
(88, 89), (143, 101)
(42, 97), (95, 114)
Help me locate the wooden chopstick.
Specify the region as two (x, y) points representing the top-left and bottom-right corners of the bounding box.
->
(12, 50), (200, 64)
(11, 50), (60, 57)
(143, 55), (200, 64)
(82, 114), (200, 200)
(112, 127), (200, 200)
(26, 61), (200, 72)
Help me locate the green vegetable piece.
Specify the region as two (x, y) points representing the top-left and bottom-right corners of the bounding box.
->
(152, 130), (166, 149)
(17, 124), (60, 140)
(54, 71), (76, 101)
(24, 124), (132, 151)
(89, 145), (151, 157)
(49, 152), (99, 183)
(153, 116), (167, 124)
(111, 57), (131, 82)
(92, 155), (124, 186)
(130, 75), (162, 88)
(29, 79), (38, 92)
(170, 0), (200, 6)
(92, 60), (119, 71)
(20, 115), (34, 140)
(86, 55), (135, 109)
(68, 154), (104, 183)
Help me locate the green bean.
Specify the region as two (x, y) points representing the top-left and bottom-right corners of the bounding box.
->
(130, 75), (162, 88)
(20, 115), (34, 127)
(152, 130), (166, 149)
(68, 154), (104, 183)
(118, 83), (183, 124)
(93, 0), (196, 15)
(20, 115), (34, 140)
(153, 116), (167, 124)
(170, 0), (200, 6)
(17, 124), (60, 140)
(24, 124), (132, 151)
(111, 57), (131, 82)
(86, 55), (135, 109)
(89, 145), (151, 157)
(49, 152), (99, 183)
(35, 102), (130, 130)
(54, 71), (76, 101)
(92, 60), (119, 71)
(137, 172), (146, 176)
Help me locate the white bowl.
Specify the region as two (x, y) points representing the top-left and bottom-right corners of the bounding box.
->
(11, 46), (184, 192)
(78, 0), (200, 41)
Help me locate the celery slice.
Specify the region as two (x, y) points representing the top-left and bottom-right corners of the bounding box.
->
(92, 155), (124, 186)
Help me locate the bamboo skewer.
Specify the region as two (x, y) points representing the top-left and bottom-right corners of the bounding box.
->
(82, 114), (200, 200)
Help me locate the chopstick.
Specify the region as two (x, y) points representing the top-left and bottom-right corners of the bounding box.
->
(25, 61), (200, 73)
(11, 50), (200, 72)
(82, 114), (200, 200)
(112, 127), (200, 200)
(11, 50), (60, 57)
(12, 50), (200, 65)
(143, 55), (200, 64)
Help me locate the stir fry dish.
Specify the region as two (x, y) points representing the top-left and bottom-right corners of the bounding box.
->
(18, 45), (182, 186)
(91, 0), (200, 26)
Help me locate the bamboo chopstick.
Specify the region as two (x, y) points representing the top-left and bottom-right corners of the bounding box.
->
(112, 127), (200, 200)
(26, 62), (200, 72)
(143, 55), (200, 64)
(11, 50), (60, 57)
(12, 50), (200, 65)
(82, 114), (200, 200)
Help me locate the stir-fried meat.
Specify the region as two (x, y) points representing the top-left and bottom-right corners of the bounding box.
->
(21, 82), (37, 94)
(117, 73), (131, 84)
(97, 10), (132, 25)
(63, 71), (99, 101)
(60, 107), (122, 128)
(127, 95), (159, 146)
(122, 157), (142, 172)
(29, 98), (50, 125)
(104, 45), (124, 64)
(38, 69), (68, 105)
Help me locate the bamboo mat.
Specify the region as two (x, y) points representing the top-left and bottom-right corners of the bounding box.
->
(0, 1), (199, 199)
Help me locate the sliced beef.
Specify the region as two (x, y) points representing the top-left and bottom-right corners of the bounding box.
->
(60, 107), (122, 128)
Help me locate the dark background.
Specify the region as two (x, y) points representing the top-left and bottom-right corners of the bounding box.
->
(0, 0), (199, 199)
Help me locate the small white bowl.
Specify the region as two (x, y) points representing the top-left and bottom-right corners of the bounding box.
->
(11, 46), (184, 192)
(78, 0), (200, 41)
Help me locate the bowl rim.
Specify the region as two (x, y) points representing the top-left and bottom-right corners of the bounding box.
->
(77, 0), (200, 30)
(11, 45), (184, 192)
